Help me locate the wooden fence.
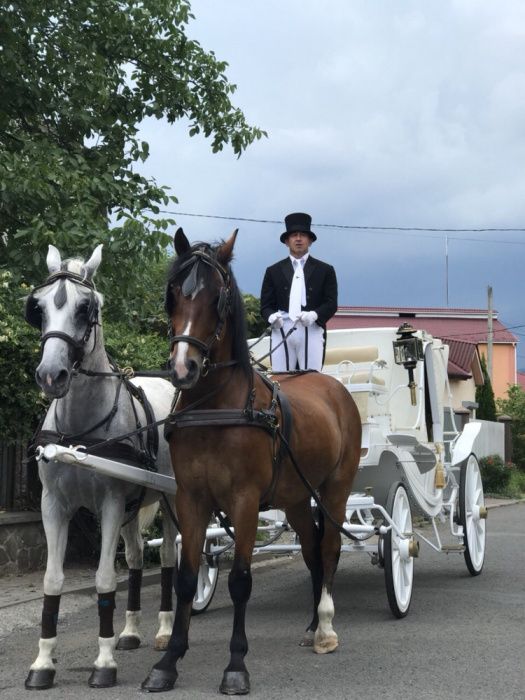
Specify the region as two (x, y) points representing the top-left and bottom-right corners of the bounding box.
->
(0, 440), (39, 511)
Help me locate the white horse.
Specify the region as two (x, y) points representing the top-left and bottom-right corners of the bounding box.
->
(24, 244), (177, 690)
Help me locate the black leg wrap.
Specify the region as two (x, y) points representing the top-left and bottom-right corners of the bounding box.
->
(97, 591), (116, 638)
(141, 667), (178, 693)
(41, 594), (61, 639)
(25, 669), (56, 690)
(160, 566), (174, 611)
(175, 564), (197, 604)
(127, 568), (142, 611)
(88, 666), (117, 688)
(220, 670), (251, 695)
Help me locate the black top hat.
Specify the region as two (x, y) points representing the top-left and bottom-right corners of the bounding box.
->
(280, 212), (317, 243)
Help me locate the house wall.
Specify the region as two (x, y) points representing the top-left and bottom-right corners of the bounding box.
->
(448, 377), (477, 411)
(477, 343), (516, 399)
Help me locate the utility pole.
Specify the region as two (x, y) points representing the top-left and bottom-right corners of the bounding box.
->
(487, 285), (493, 382)
(445, 236), (449, 306)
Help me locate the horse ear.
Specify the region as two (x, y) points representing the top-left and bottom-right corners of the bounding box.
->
(174, 228), (190, 256)
(46, 245), (62, 274)
(217, 229), (238, 265)
(82, 244), (103, 281)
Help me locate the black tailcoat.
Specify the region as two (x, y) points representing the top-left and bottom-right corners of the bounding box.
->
(260, 256), (338, 328)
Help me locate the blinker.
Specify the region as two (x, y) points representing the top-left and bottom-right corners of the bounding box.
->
(181, 259), (200, 297)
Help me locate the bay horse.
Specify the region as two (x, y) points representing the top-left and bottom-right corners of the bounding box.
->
(141, 229), (361, 694)
(24, 245), (178, 690)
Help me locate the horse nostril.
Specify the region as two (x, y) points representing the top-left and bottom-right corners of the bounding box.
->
(186, 359), (198, 376)
(56, 369), (69, 386)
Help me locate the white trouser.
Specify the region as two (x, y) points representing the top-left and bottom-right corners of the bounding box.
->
(270, 317), (324, 371)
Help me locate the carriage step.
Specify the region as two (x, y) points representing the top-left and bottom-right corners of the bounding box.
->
(440, 544), (464, 552)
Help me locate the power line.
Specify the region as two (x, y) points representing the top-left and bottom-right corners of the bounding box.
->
(159, 210), (525, 244)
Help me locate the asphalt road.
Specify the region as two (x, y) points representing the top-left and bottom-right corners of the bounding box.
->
(1, 503), (524, 700)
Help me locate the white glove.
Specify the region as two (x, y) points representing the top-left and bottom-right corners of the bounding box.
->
(268, 311), (284, 329)
(298, 311), (318, 327)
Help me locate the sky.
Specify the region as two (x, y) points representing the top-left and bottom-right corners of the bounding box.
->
(138, 0), (525, 367)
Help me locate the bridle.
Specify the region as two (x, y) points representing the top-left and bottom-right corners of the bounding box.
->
(25, 270), (100, 366)
(167, 248), (235, 375)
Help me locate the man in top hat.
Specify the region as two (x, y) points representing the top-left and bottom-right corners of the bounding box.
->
(260, 212), (338, 371)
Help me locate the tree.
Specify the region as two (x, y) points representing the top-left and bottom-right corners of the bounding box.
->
(497, 384), (525, 471)
(0, 0), (265, 305)
(476, 354), (497, 421)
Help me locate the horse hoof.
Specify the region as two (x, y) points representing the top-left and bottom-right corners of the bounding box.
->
(141, 667), (178, 692)
(220, 670), (250, 695)
(313, 633), (338, 655)
(88, 667), (117, 688)
(154, 635), (170, 651)
(25, 668), (56, 690)
(116, 635), (141, 650)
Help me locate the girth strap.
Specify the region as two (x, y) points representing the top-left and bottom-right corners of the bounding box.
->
(259, 388), (292, 511)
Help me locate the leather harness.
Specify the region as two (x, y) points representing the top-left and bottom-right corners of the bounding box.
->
(164, 370), (294, 510)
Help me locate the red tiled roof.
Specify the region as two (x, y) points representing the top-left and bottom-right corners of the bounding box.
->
(446, 339), (478, 376)
(329, 307), (517, 344)
(447, 359), (472, 379)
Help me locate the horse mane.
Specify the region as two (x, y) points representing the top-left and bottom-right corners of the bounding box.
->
(166, 240), (252, 379)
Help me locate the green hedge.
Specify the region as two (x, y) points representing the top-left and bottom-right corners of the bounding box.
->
(479, 455), (515, 494)
(0, 271), (170, 444)
(1, 269), (265, 444)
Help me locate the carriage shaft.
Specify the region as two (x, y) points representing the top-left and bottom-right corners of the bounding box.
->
(36, 444), (178, 495)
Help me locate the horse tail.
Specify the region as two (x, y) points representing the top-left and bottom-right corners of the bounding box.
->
(138, 501), (160, 533)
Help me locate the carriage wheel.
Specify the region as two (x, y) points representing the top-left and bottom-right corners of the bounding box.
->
(383, 482), (414, 618)
(177, 533), (220, 615)
(191, 535), (220, 615)
(459, 454), (486, 576)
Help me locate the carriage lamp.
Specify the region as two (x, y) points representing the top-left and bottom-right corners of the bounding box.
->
(393, 323), (424, 406)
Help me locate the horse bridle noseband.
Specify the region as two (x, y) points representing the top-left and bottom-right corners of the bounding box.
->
(167, 249), (234, 374)
(25, 270), (100, 364)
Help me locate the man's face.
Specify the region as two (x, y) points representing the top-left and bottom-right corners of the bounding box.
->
(285, 231), (312, 258)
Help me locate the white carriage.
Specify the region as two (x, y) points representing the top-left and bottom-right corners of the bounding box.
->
(38, 324), (487, 618)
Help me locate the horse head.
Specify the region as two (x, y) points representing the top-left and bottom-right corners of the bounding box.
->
(166, 227), (248, 389)
(26, 244), (104, 398)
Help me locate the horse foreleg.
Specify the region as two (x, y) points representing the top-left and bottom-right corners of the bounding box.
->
(155, 496), (177, 650)
(88, 498), (125, 689)
(285, 499), (323, 648)
(25, 493), (69, 690)
(219, 499), (259, 696)
(141, 497), (208, 693)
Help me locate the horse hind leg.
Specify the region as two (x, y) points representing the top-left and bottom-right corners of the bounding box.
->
(25, 497), (69, 690)
(312, 483), (350, 655)
(154, 496), (177, 651)
(285, 499), (323, 649)
(116, 516), (146, 651)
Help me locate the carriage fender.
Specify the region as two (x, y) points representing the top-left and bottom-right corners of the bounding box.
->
(451, 422), (482, 466)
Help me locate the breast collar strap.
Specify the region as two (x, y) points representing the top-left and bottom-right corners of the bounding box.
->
(163, 371), (293, 509)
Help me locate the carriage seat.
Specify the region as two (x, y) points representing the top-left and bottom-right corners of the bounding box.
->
(323, 345), (387, 422)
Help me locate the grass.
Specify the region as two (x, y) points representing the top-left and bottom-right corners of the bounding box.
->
(498, 469), (525, 499)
